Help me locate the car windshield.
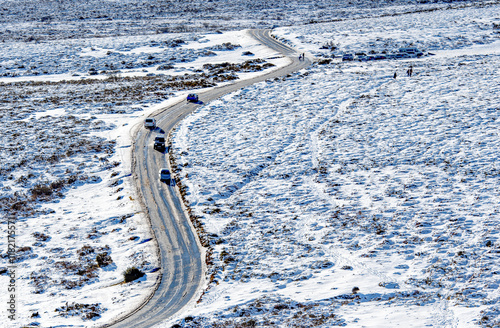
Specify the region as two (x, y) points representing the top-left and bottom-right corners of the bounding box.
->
(161, 169), (169, 174)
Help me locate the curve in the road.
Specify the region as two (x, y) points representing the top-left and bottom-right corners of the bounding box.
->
(106, 29), (312, 328)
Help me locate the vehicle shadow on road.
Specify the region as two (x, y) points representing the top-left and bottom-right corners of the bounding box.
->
(160, 179), (176, 186)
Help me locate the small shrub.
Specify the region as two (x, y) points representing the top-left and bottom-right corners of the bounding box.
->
(18, 246), (32, 253)
(209, 42), (241, 51)
(78, 245), (95, 256)
(96, 252), (113, 267)
(50, 179), (66, 190)
(123, 267), (145, 282)
(202, 50), (217, 57)
(11, 200), (29, 211)
(241, 319), (257, 327)
(55, 302), (103, 320)
(165, 39), (185, 48)
(33, 232), (50, 242)
(318, 59), (332, 65)
(30, 184), (53, 198)
(157, 64), (174, 70)
(320, 40), (337, 50)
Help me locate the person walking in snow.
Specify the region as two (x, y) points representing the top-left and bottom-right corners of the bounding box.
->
(393, 72), (397, 79)
(407, 66), (413, 77)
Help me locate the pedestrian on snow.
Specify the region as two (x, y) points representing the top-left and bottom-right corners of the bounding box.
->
(393, 72), (397, 79)
(407, 66), (413, 77)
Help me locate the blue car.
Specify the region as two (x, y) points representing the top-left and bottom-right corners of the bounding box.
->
(159, 168), (171, 183)
(187, 94), (199, 102)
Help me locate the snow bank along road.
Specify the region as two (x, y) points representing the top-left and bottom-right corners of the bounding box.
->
(106, 29), (311, 328)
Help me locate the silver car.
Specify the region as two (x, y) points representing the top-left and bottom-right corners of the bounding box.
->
(144, 118), (156, 129)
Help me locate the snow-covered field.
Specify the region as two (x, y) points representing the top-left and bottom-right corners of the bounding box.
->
(0, 28), (284, 327)
(0, 0), (463, 42)
(166, 4), (500, 327)
(278, 2), (500, 57)
(1, 0), (499, 327)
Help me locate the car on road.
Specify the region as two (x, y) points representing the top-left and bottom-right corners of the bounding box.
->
(187, 94), (199, 102)
(355, 52), (367, 61)
(159, 168), (171, 183)
(154, 135), (166, 152)
(342, 53), (354, 61)
(398, 47), (424, 58)
(144, 117), (156, 129)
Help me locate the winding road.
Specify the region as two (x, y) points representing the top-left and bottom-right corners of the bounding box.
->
(107, 29), (311, 328)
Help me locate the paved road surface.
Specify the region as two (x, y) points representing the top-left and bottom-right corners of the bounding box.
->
(106, 29), (311, 328)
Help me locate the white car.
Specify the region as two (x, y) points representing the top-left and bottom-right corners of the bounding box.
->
(144, 118), (156, 129)
(159, 168), (171, 183)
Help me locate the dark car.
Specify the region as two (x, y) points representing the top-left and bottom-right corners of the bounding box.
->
(187, 94), (199, 102)
(159, 168), (171, 183)
(154, 136), (166, 152)
(342, 54), (354, 61)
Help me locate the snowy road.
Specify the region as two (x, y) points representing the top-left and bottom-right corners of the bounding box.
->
(106, 29), (311, 328)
